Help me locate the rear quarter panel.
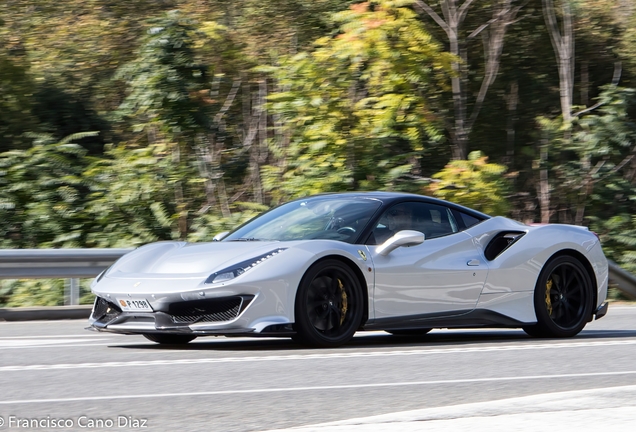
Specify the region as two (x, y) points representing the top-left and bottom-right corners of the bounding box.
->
(466, 218), (607, 303)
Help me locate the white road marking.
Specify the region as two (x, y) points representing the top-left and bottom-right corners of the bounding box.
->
(1, 370), (636, 405)
(1, 339), (636, 372)
(0, 338), (110, 347)
(0, 334), (102, 339)
(0, 342), (145, 350)
(0, 333), (127, 348)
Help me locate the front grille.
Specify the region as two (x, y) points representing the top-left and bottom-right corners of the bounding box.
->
(92, 297), (122, 322)
(168, 296), (251, 324)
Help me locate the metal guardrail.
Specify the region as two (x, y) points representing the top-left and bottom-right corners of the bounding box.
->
(607, 260), (636, 300)
(0, 249), (132, 279)
(0, 249), (635, 306)
(0, 249), (132, 306)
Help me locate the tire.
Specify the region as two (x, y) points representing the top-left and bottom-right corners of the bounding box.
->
(143, 334), (197, 344)
(523, 255), (593, 338)
(293, 259), (364, 348)
(386, 328), (432, 336)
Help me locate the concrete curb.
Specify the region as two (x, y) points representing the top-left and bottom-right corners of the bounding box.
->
(0, 305), (92, 321)
(265, 385), (636, 431)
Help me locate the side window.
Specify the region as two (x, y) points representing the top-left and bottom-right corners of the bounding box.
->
(368, 203), (413, 245)
(417, 204), (458, 239)
(367, 202), (459, 245)
(458, 212), (481, 229)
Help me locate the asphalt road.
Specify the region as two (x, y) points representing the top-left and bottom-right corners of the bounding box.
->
(1, 305), (635, 432)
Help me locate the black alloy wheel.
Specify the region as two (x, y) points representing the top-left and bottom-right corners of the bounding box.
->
(523, 255), (593, 338)
(293, 259), (364, 348)
(143, 334), (197, 344)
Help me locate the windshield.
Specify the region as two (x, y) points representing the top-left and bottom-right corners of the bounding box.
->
(224, 197), (382, 243)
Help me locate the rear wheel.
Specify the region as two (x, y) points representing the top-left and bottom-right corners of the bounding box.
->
(293, 259), (364, 348)
(143, 334), (196, 344)
(523, 255), (593, 338)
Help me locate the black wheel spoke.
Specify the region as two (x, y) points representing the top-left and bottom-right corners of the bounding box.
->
(564, 267), (576, 292)
(563, 301), (573, 323)
(316, 307), (329, 320)
(329, 305), (342, 331)
(329, 275), (340, 296)
(560, 266), (569, 292)
(309, 299), (326, 309)
(566, 286), (582, 301)
(564, 301), (577, 315)
(317, 278), (331, 296)
(324, 307), (332, 330)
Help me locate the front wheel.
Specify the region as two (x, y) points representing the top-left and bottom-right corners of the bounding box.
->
(523, 255), (593, 338)
(143, 334), (197, 344)
(293, 259), (364, 348)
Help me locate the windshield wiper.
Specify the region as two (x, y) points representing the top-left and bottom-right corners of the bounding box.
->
(228, 237), (263, 242)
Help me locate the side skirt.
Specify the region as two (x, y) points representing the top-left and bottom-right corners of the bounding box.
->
(363, 309), (532, 331)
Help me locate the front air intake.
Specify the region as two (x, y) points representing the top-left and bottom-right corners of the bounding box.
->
(91, 297), (123, 322)
(168, 296), (253, 324)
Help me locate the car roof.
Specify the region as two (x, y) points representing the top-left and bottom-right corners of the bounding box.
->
(299, 191), (492, 220)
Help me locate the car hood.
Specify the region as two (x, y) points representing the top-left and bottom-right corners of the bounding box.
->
(105, 241), (285, 279)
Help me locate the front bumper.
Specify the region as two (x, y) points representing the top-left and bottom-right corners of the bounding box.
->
(88, 295), (294, 336)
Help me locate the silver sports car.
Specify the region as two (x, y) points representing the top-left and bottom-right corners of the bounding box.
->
(89, 192), (609, 347)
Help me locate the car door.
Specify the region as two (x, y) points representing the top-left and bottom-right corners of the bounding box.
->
(366, 201), (489, 320)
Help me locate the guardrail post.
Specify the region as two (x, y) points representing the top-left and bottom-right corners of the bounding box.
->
(65, 278), (80, 306)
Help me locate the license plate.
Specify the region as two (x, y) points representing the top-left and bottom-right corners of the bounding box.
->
(116, 298), (153, 312)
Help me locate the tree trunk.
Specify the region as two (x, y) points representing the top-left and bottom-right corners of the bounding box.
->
(248, 78), (267, 205)
(540, 0), (575, 223)
(538, 139), (550, 223)
(542, 0), (574, 122)
(415, 0), (523, 160)
(580, 60), (589, 107)
(505, 80), (519, 166)
(172, 144), (188, 239)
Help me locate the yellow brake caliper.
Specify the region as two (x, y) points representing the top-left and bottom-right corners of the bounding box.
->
(545, 279), (553, 316)
(338, 279), (348, 325)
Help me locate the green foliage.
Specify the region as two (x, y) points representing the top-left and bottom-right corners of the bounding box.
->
(187, 202), (268, 242)
(0, 132), (97, 248)
(549, 87), (636, 223)
(589, 214), (636, 269)
(264, 0), (453, 202)
(589, 214), (636, 301)
(115, 10), (211, 144)
(0, 53), (36, 151)
(429, 151), (511, 216)
(231, 0), (353, 61)
(82, 143), (189, 247)
(0, 279), (94, 307)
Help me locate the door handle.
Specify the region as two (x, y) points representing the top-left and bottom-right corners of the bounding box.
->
(467, 259), (481, 266)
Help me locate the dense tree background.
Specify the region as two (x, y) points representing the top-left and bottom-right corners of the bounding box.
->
(1, 0), (636, 305)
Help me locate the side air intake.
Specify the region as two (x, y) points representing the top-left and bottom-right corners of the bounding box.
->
(484, 231), (525, 261)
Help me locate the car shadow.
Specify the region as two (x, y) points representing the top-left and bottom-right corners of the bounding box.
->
(108, 328), (636, 352)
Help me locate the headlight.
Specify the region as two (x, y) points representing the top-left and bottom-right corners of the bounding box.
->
(205, 248), (287, 284)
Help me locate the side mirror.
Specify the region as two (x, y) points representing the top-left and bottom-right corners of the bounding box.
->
(376, 230), (425, 256)
(213, 231), (230, 241)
